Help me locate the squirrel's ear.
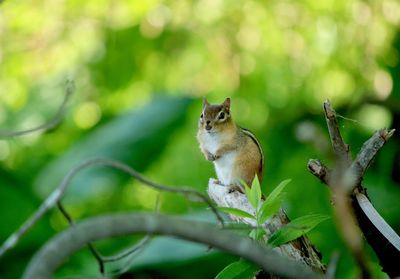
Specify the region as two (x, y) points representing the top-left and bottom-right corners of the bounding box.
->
(223, 97), (231, 111)
(203, 97), (209, 108)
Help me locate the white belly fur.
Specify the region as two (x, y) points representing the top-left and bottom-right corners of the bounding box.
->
(202, 133), (220, 154)
(200, 132), (237, 185)
(214, 152), (237, 185)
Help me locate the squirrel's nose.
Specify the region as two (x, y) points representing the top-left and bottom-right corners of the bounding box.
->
(206, 120), (210, 124)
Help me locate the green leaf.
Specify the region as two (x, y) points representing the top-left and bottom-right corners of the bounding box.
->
(248, 176), (262, 209)
(218, 207), (255, 219)
(268, 179), (291, 202)
(258, 198), (283, 224)
(34, 97), (191, 198)
(268, 214), (329, 247)
(215, 259), (260, 279)
(249, 229), (257, 240)
(249, 228), (265, 240)
(258, 179), (291, 223)
(242, 179), (252, 201)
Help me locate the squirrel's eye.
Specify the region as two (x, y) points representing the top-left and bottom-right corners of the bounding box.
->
(200, 113), (203, 119)
(218, 112), (225, 120)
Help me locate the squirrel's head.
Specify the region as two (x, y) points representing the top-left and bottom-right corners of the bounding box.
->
(199, 97), (233, 133)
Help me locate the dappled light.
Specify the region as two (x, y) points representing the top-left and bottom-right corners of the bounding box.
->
(1, 0), (400, 278)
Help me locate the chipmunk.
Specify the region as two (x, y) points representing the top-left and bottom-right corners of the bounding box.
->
(197, 97), (264, 192)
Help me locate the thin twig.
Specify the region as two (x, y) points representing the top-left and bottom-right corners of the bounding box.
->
(323, 100), (352, 166)
(0, 80), (75, 138)
(22, 213), (323, 279)
(0, 158), (224, 258)
(58, 195), (155, 275)
(57, 202), (105, 275)
(102, 236), (151, 263)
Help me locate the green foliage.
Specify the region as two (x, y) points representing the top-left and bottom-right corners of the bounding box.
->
(259, 179), (291, 224)
(222, 178), (326, 251)
(268, 214), (330, 247)
(34, 97), (191, 198)
(215, 259), (259, 279)
(1, 0), (399, 278)
(244, 176), (262, 210)
(218, 207), (255, 219)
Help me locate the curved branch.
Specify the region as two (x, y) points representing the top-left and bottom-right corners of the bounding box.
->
(0, 80), (75, 138)
(0, 158), (223, 258)
(350, 129), (395, 186)
(22, 213), (322, 279)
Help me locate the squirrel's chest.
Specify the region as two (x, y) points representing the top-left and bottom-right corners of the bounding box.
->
(201, 133), (222, 154)
(214, 152), (237, 185)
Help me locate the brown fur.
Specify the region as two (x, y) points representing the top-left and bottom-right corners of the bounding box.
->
(197, 98), (264, 187)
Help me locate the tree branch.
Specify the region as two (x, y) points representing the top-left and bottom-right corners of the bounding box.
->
(308, 100), (400, 278)
(22, 213), (323, 279)
(0, 158), (223, 258)
(307, 159), (331, 186)
(350, 129), (395, 186)
(323, 101), (351, 166)
(0, 80), (75, 138)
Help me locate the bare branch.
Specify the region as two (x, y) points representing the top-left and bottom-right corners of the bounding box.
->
(350, 129), (395, 186)
(22, 213), (323, 279)
(0, 80), (75, 138)
(0, 158), (223, 258)
(57, 202), (105, 274)
(102, 236), (151, 263)
(323, 100), (352, 166)
(307, 159), (331, 186)
(308, 101), (400, 278)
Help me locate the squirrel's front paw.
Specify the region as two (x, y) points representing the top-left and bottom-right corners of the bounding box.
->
(206, 151), (216, 161)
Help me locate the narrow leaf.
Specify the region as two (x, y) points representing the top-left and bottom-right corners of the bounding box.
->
(268, 179), (291, 202)
(218, 207), (255, 219)
(258, 198), (283, 224)
(215, 260), (260, 279)
(258, 179), (290, 223)
(248, 176), (261, 209)
(268, 214), (329, 247)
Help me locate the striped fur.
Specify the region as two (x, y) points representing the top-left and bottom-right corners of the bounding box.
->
(241, 127), (264, 183)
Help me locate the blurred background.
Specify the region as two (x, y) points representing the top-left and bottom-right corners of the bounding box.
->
(0, 0), (400, 278)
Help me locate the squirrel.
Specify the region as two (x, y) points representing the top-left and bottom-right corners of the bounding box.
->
(197, 97), (264, 192)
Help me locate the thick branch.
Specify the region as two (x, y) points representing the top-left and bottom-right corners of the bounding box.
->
(23, 213), (322, 279)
